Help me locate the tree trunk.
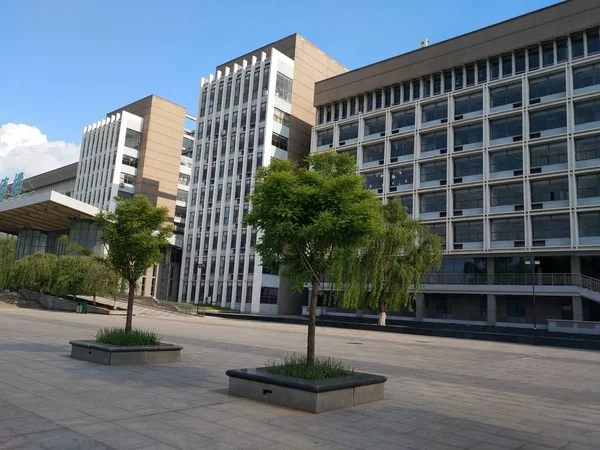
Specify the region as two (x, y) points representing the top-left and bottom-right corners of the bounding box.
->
(378, 297), (387, 326)
(307, 279), (319, 365)
(93, 294), (97, 306)
(126, 279), (135, 331)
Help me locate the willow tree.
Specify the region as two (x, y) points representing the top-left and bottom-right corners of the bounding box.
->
(341, 198), (443, 326)
(95, 195), (172, 331)
(246, 152), (380, 364)
(0, 236), (16, 290)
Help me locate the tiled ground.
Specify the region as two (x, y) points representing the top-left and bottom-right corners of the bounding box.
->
(0, 308), (599, 449)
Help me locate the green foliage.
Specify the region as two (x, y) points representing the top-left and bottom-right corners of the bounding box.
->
(0, 236), (16, 290)
(95, 195), (172, 283)
(267, 353), (352, 380)
(246, 152), (381, 291)
(246, 152), (381, 363)
(95, 195), (172, 331)
(52, 255), (90, 298)
(12, 252), (58, 293)
(95, 327), (160, 346)
(340, 198), (443, 316)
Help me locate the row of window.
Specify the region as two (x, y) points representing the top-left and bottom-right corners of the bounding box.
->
(182, 280), (254, 306)
(316, 28), (600, 125)
(317, 97), (600, 149)
(422, 212), (600, 244)
(355, 136), (600, 178)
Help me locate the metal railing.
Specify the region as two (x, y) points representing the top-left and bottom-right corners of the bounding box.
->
(424, 273), (600, 293)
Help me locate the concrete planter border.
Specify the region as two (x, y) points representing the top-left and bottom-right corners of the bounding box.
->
(70, 340), (182, 366)
(226, 367), (386, 413)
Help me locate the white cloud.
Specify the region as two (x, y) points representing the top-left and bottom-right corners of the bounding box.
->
(0, 123), (79, 179)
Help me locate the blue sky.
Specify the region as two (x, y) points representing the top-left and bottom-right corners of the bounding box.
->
(0, 0), (559, 177)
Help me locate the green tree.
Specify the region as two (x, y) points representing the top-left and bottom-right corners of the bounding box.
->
(246, 152), (381, 364)
(341, 198), (443, 326)
(51, 255), (90, 300)
(12, 252), (58, 293)
(95, 195), (172, 331)
(0, 236), (16, 290)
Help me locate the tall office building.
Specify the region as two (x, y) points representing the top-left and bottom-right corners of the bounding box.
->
(179, 34), (346, 313)
(0, 95), (195, 301)
(311, 0), (600, 327)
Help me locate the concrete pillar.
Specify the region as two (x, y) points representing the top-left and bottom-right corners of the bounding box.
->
(487, 294), (497, 325)
(573, 296), (583, 321)
(415, 293), (424, 321)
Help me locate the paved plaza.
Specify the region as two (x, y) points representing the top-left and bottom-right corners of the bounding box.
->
(0, 309), (599, 449)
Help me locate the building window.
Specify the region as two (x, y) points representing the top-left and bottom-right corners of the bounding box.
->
(575, 135), (600, 161)
(399, 195), (413, 214)
(275, 72), (293, 103)
(364, 171), (383, 190)
(454, 92), (483, 116)
(272, 133), (288, 151)
(556, 38), (568, 63)
(422, 101), (447, 123)
(391, 109), (415, 129)
(490, 83), (522, 108)
(124, 128), (141, 150)
(579, 212), (600, 237)
(588, 28), (600, 55)
(316, 129), (333, 147)
(515, 50), (526, 74)
(454, 155), (483, 178)
(339, 122), (358, 141)
(530, 177), (569, 203)
(420, 161), (447, 182)
(529, 73), (566, 100)
(577, 173), (600, 199)
(120, 173), (136, 185)
(575, 99), (600, 125)
(541, 42), (554, 67)
(393, 85), (401, 104)
(489, 148), (522, 173)
(364, 115), (386, 136)
(389, 166), (413, 187)
(260, 287), (278, 304)
(490, 115), (522, 140)
(574, 63), (600, 90)
(572, 32), (585, 59)
(444, 71), (452, 92)
(532, 214), (570, 239)
(273, 108), (290, 127)
(490, 183), (523, 206)
(529, 106), (567, 134)
(421, 130), (447, 154)
(454, 220), (483, 243)
(420, 191), (446, 213)
(427, 223), (446, 246)
(466, 65), (475, 86)
(422, 78), (431, 98)
(433, 74), (442, 94)
(490, 57), (500, 80)
(477, 61), (487, 84)
(502, 53), (513, 77)
(491, 217), (524, 241)
(454, 123), (483, 147)
(362, 143), (384, 164)
(453, 187), (483, 210)
(390, 137), (414, 158)
(530, 141), (567, 167)
(122, 155), (138, 168)
(528, 46), (540, 71)
(454, 67), (463, 89)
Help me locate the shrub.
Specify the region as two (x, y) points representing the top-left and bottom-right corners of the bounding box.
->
(267, 353), (352, 380)
(95, 327), (160, 346)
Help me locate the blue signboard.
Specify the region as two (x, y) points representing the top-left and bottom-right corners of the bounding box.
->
(11, 172), (24, 197)
(0, 177), (8, 201)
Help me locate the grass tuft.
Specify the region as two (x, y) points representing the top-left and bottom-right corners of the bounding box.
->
(266, 353), (352, 381)
(95, 327), (160, 346)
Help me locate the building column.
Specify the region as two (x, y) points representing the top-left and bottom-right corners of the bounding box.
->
(571, 255), (580, 275)
(572, 296), (583, 321)
(415, 293), (424, 321)
(487, 294), (497, 326)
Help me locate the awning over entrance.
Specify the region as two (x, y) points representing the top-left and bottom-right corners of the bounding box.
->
(0, 191), (99, 235)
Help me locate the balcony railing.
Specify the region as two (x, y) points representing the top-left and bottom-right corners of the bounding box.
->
(424, 272), (600, 293)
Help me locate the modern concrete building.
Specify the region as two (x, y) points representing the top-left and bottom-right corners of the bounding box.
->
(179, 34), (347, 313)
(310, 0), (600, 329)
(0, 95), (196, 301)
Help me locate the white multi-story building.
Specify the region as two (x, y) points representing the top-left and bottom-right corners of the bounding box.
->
(179, 34), (346, 313)
(311, 0), (600, 327)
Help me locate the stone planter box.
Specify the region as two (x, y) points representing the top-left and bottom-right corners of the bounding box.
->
(70, 340), (182, 366)
(225, 367), (386, 413)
